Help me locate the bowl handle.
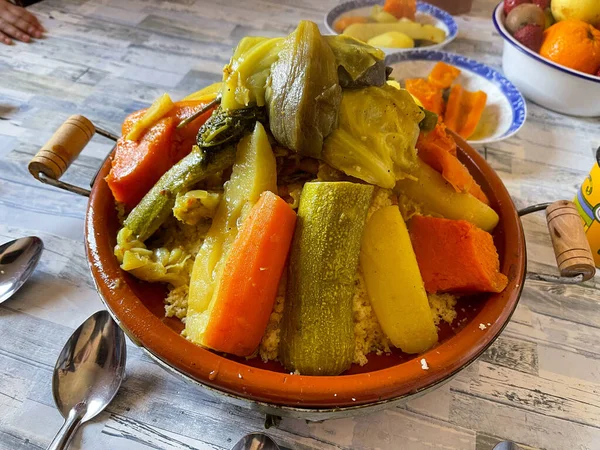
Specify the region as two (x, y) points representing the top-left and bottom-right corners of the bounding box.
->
(520, 200), (596, 283)
(28, 115), (118, 197)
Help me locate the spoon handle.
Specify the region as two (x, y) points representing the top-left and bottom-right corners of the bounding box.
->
(47, 403), (87, 450)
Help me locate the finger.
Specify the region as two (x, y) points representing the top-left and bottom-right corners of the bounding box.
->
(0, 30), (13, 45)
(6, 4), (44, 31)
(11, 15), (38, 37)
(0, 19), (31, 42)
(5, 6), (43, 32)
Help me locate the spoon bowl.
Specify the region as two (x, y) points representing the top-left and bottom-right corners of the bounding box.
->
(49, 310), (126, 450)
(231, 433), (280, 450)
(0, 236), (43, 303)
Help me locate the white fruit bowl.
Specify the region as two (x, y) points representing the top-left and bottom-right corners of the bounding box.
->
(493, 1), (600, 117)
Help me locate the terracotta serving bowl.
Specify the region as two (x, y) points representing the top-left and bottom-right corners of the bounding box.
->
(84, 131), (526, 420)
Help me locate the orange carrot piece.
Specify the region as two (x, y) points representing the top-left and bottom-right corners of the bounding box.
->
(106, 100), (216, 209)
(417, 120), (490, 205)
(443, 84), (464, 134)
(461, 90), (487, 139)
(405, 78), (444, 115)
(106, 117), (176, 209)
(428, 61), (461, 89)
(444, 85), (487, 139)
(408, 215), (508, 294)
(201, 191), (297, 357)
(334, 16), (368, 33)
(383, 0), (416, 20)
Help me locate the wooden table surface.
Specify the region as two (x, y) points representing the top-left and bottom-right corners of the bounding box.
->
(1, 0), (599, 449)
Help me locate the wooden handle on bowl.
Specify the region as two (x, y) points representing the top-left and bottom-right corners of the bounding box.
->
(28, 115), (95, 181)
(546, 200), (596, 281)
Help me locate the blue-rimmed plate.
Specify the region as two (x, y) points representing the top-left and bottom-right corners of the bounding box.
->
(325, 1), (458, 54)
(386, 50), (526, 144)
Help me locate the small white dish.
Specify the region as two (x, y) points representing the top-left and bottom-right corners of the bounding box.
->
(325, 0), (458, 55)
(493, 1), (600, 117)
(386, 50), (527, 145)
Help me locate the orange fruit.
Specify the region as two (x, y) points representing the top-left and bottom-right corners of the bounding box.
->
(539, 19), (600, 74)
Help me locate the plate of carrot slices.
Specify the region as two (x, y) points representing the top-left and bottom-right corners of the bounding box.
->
(386, 50), (527, 144)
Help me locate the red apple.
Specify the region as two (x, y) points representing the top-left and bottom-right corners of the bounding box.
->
(514, 24), (544, 52)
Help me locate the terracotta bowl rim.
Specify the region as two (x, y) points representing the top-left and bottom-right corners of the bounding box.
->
(85, 133), (526, 409)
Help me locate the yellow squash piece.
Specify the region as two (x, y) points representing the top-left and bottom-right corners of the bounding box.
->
(395, 159), (499, 231)
(185, 122), (277, 343)
(360, 205), (437, 354)
(182, 82), (223, 102)
(125, 93), (174, 141)
(343, 21), (446, 44)
(367, 31), (414, 48)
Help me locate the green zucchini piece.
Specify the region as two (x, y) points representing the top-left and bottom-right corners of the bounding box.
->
(280, 181), (374, 375)
(123, 145), (235, 242)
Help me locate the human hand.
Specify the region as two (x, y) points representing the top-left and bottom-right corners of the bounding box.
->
(0, 0), (44, 45)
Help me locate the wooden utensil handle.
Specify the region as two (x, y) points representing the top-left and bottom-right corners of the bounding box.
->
(546, 200), (596, 281)
(28, 115), (95, 181)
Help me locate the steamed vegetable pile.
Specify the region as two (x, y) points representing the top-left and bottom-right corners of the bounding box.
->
(334, 0), (447, 49)
(109, 21), (508, 376)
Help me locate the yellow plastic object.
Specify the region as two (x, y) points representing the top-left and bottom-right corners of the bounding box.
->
(360, 205), (438, 354)
(367, 31), (414, 48)
(125, 93), (174, 141)
(343, 21), (446, 44)
(185, 122), (277, 343)
(395, 159), (499, 232)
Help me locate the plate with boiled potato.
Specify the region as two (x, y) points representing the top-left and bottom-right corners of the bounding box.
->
(325, 0), (458, 54)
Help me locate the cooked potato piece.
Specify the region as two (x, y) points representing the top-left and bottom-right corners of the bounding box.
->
(343, 21), (446, 44)
(368, 31), (415, 48)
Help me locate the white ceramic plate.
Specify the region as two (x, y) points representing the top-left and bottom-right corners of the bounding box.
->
(386, 50), (527, 145)
(324, 0), (458, 54)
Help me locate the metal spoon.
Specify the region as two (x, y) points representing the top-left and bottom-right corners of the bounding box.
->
(493, 441), (520, 450)
(231, 433), (281, 450)
(48, 310), (127, 450)
(0, 236), (43, 303)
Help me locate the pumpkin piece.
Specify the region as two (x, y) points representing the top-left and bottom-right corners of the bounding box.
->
(383, 0), (416, 20)
(428, 61), (461, 89)
(417, 120), (490, 205)
(408, 215), (508, 294)
(404, 78), (444, 115)
(444, 85), (487, 139)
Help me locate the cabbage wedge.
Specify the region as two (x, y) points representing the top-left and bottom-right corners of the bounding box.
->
(324, 35), (387, 88)
(221, 37), (284, 111)
(323, 84), (424, 189)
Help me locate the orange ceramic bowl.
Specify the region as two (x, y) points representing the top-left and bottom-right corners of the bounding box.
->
(85, 132), (525, 419)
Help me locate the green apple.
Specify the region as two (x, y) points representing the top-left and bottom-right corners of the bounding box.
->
(551, 0), (600, 28)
